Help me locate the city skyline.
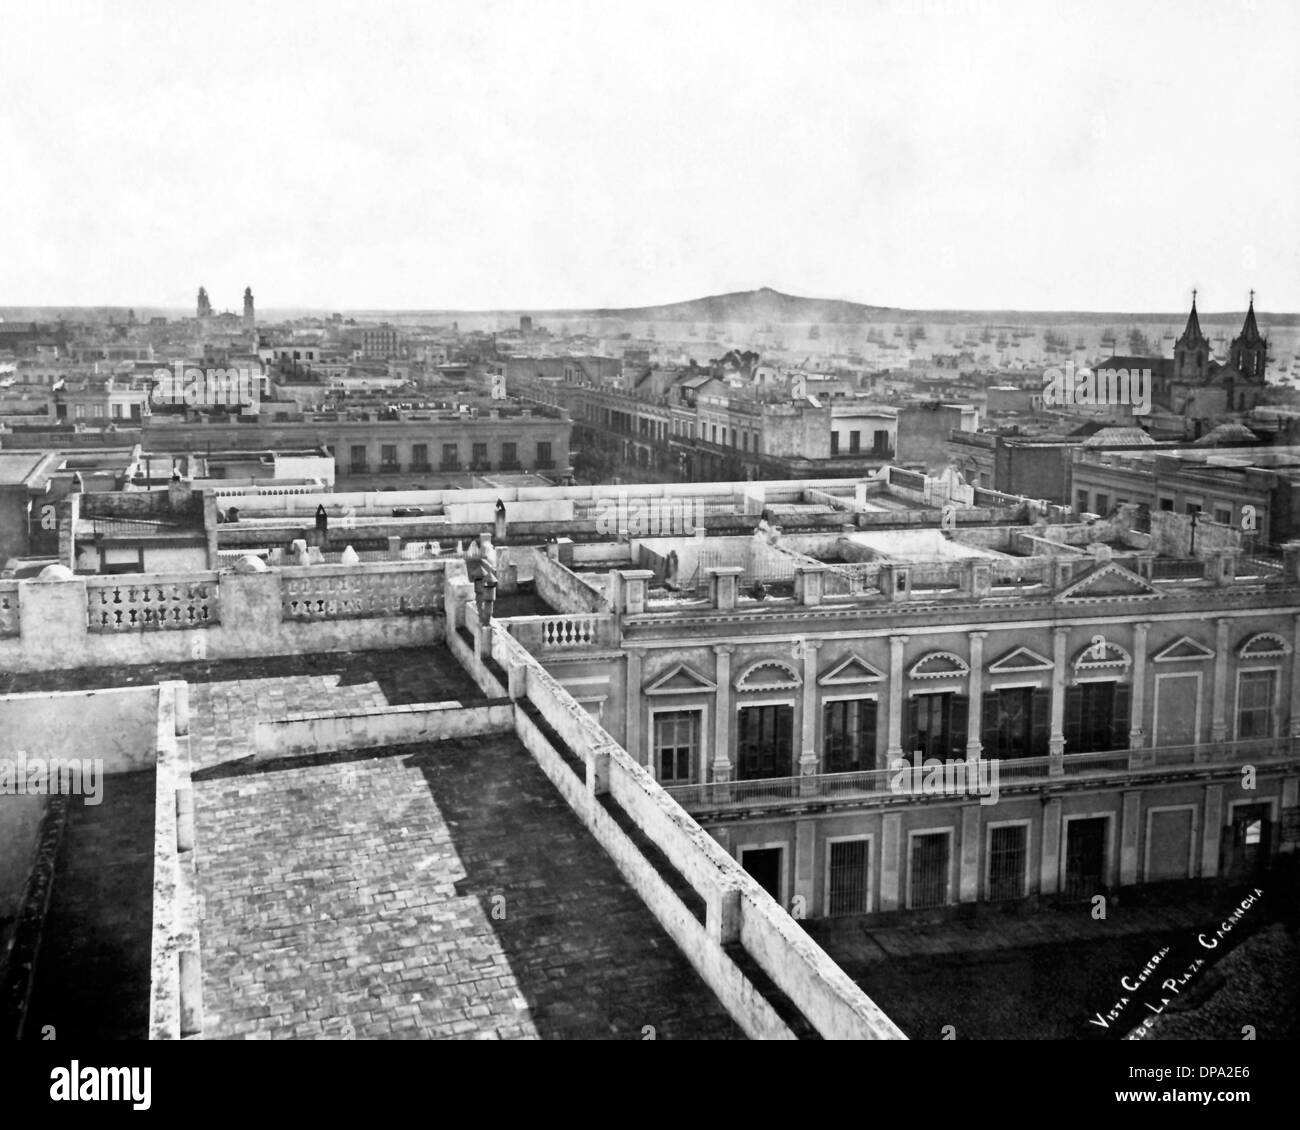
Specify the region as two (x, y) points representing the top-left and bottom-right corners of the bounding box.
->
(2, 0), (1297, 312)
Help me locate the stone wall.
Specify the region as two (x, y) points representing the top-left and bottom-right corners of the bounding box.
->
(0, 560), (449, 673)
(0, 685), (160, 774)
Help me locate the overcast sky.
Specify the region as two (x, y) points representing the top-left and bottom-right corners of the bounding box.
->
(3, 0), (1296, 313)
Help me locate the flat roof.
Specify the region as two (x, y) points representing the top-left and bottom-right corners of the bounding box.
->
(0, 451), (49, 485)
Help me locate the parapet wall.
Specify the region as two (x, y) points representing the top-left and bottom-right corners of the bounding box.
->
(0, 560), (449, 673)
(443, 571), (905, 1040)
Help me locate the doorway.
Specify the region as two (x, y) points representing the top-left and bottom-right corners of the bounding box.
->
(1064, 817), (1108, 900)
(740, 846), (784, 903)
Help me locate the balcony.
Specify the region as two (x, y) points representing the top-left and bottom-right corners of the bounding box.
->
(349, 464), (369, 475)
(663, 737), (1296, 813)
(409, 462), (432, 474)
(439, 461), (462, 472)
(499, 460), (522, 471)
(470, 461), (493, 472)
(535, 459), (555, 470)
(379, 463), (401, 474)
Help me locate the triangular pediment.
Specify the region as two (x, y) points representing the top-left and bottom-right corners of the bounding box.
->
(909, 651), (970, 680)
(1057, 561), (1160, 600)
(1152, 635), (1215, 662)
(818, 653), (885, 685)
(987, 645), (1053, 673)
(644, 663), (717, 695)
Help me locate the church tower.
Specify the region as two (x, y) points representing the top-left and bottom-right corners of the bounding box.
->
(243, 286), (255, 330)
(1173, 290), (1209, 383)
(1229, 291), (1266, 381)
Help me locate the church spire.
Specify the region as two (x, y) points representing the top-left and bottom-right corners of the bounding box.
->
(1237, 289), (1262, 345)
(1174, 290), (1209, 382)
(1177, 289), (1208, 351)
(1230, 290), (1266, 380)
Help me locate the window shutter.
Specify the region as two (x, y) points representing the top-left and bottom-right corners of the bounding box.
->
(1111, 682), (1132, 749)
(907, 696), (920, 756)
(1064, 685), (1085, 751)
(1030, 688), (1051, 755)
(949, 694), (970, 758)
(981, 691), (1000, 753)
(861, 699), (878, 766)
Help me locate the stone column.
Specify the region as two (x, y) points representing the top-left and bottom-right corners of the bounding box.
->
(887, 635), (909, 760)
(1128, 621), (1149, 750)
(624, 647), (644, 765)
(708, 566), (743, 610)
(793, 819), (816, 916)
(879, 812), (902, 912)
(1119, 790), (1142, 886)
(1201, 784), (1224, 879)
(1049, 627), (1068, 768)
(1040, 797), (1063, 896)
(1210, 617), (1229, 745)
(958, 804), (981, 903)
(712, 644), (735, 784)
(798, 640), (822, 794)
(966, 631), (986, 761)
(1291, 614), (1300, 741)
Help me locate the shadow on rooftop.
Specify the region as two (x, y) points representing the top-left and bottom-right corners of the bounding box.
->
(399, 738), (743, 1040)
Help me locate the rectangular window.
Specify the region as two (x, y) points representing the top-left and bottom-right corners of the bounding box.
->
(653, 711), (698, 785)
(849, 430), (861, 454)
(736, 704), (794, 781)
(873, 429), (890, 454)
(1214, 506), (1232, 525)
(987, 826), (1027, 901)
(1064, 681), (1130, 753)
(1185, 500), (1202, 516)
(824, 698), (877, 773)
(909, 832), (950, 909)
(907, 693), (969, 759)
(441, 443), (458, 468)
(1076, 489), (1089, 512)
(981, 687), (1049, 759)
(411, 443), (428, 468)
(1237, 670), (1275, 738)
(381, 444), (398, 468)
(1094, 493), (1109, 515)
(112, 403), (123, 419)
(349, 444), (367, 471)
(827, 840), (869, 917)
(501, 442), (517, 467)
(472, 442), (488, 467)
(1158, 496), (1175, 511)
(830, 431), (840, 455)
(536, 441), (552, 467)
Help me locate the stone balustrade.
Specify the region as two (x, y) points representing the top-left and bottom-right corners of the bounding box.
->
(88, 576), (219, 633)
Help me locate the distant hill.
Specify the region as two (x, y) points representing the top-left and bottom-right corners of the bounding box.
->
(580, 286), (896, 324)
(367, 287), (1300, 326)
